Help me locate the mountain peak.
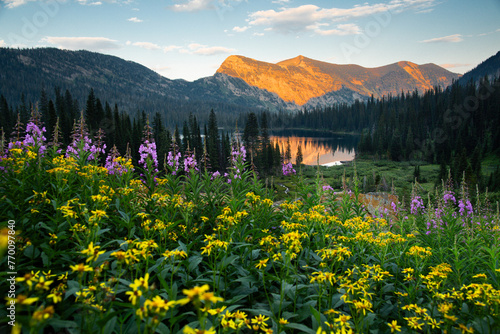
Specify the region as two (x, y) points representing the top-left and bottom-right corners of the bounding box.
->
(277, 55), (310, 66)
(216, 55), (459, 105)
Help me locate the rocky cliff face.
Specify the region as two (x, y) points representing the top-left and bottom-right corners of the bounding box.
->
(216, 55), (460, 105)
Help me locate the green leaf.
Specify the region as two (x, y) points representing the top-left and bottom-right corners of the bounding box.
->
(97, 228), (111, 236)
(285, 323), (316, 334)
(47, 319), (78, 331)
(23, 245), (40, 259)
(155, 322), (170, 334)
(41, 251), (50, 266)
(103, 316), (117, 334)
(188, 255), (203, 272)
(221, 254), (239, 268)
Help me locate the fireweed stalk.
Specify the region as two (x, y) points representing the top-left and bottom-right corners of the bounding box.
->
(2, 114), (500, 333)
(138, 120), (159, 191)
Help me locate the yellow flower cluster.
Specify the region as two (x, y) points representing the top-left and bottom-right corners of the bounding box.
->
(406, 245), (433, 259)
(46, 155), (78, 174)
(214, 207), (248, 232)
(201, 234), (230, 256)
(3, 147), (37, 173)
(29, 190), (51, 206)
(78, 165), (108, 179)
(316, 245), (352, 262)
(420, 263), (453, 292)
(280, 200), (303, 212)
(280, 230), (308, 259)
(220, 310), (249, 331)
(163, 249), (188, 261)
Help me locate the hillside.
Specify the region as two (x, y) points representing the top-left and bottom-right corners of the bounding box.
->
(458, 50), (500, 85)
(0, 48), (287, 121)
(216, 55), (460, 105)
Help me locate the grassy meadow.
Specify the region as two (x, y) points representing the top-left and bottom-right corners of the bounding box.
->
(1, 116), (500, 334)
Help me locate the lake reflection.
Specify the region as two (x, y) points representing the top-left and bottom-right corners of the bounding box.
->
(270, 134), (358, 166)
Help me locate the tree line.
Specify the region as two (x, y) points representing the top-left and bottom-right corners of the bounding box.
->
(0, 87), (289, 175)
(278, 77), (500, 190)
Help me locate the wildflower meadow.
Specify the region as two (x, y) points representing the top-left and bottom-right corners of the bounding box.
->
(1, 110), (499, 334)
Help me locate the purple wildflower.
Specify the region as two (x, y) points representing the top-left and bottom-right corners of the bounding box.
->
(410, 195), (425, 214)
(443, 191), (456, 205)
(458, 199), (473, 217)
(24, 121), (47, 154)
(282, 162), (296, 176)
(138, 140), (158, 171)
(231, 144), (246, 164)
(323, 185), (334, 192)
(183, 152), (198, 173)
(104, 145), (133, 175)
(167, 150), (181, 175)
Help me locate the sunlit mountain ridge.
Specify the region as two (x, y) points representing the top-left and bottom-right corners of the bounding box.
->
(217, 55), (460, 105)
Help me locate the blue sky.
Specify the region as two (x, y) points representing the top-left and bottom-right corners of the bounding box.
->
(0, 0), (499, 81)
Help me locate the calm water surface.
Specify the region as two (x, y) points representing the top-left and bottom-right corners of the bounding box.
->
(270, 133), (359, 166)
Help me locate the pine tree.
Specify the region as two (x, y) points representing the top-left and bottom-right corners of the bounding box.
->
(207, 110), (220, 171)
(405, 127), (415, 159)
(285, 137), (292, 163)
(243, 112), (259, 161)
(413, 165), (420, 182)
(47, 100), (57, 143)
(0, 95), (12, 133)
(296, 143), (303, 166)
(85, 88), (97, 131)
(174, 125), (182, 154)
(273, 142), (281, 172)
(182, 121), (190, 152)
(259, 112), (270, 173)
(39, 89), (49, 124)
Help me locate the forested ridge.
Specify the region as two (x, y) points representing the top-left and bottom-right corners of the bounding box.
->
(277, 76), (500, 190)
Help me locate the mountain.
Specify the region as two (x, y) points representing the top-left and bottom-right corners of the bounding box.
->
(0, 48), (286, 124)
(216, 55), (460, 106)
(458, 50), (500, 85)
(1, 47), (464, 123)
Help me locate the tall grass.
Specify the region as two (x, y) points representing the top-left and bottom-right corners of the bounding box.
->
(0, 114), (499, 334)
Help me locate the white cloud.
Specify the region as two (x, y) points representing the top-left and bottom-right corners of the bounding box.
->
(163, 45), (182, 53)
(253, 32), (264, 37)
(188, 43), (206, 50)
(164, 45), (182, 52)
(233, 26), (249, 33)
(77, 0), (103, 5)
(128, 17), (143, 23)
(477, 28), (500, 37)
(439, 63), (471, 69)
(170, 0), (214, 12)
(151, 65), (171, 74)
(131, 41), (161, 50)
(2, 0), (134, 7)
(315, 23), (361, 36)
(2, 0), (36, 8)
(179, 43), (235, 55)
(41, 36), (121, 51)
(0, 40), (6, 47)
(248, 0), (436, 35)
(420, 34), (463, 43)
(170, 0), (243, 12)
(192, 46), (235, 55)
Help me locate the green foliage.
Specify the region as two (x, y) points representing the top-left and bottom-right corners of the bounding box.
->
(1, 134), (500, 334)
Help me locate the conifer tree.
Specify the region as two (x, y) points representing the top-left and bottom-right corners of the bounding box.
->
(296, 143), (303, 167)
(85, 88), (97, 131)
(259, 112), (271, 173)
(207, 109), (220, 171)
(243, 112), (259, 161)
